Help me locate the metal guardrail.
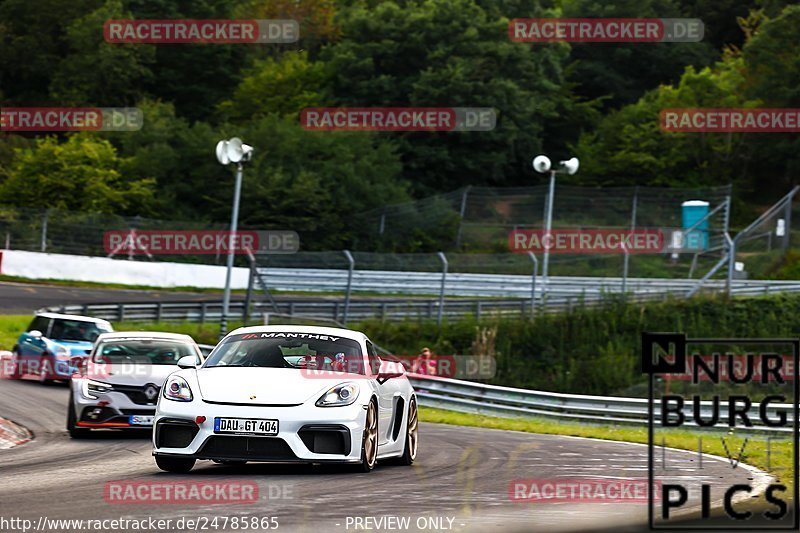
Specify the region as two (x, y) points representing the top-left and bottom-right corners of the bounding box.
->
(409, 374), (793, 433)
(46, 294), (659, 324)
(45, 271), (800, 324)
(257, 268), (800, 299)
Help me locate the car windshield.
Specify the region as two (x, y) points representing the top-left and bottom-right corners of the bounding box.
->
(93, 338), (198, 365)
(50, 319), (111, 342)
(204, 332), (364, 374)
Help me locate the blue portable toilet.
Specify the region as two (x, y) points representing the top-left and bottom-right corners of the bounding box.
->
(681, 200), (709, 250)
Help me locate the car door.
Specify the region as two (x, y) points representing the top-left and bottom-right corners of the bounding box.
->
(366, 340), (404, 445)
(19, 316), (50, 375)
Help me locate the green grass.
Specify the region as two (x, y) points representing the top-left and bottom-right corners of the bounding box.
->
(0, 315), (29, 350)
(420, 407), (795, 491)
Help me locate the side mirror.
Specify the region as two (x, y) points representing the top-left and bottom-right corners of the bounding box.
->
(377, 361), (405, 384)
(176, 356), (198, 369)
(29, 330), (43, 338)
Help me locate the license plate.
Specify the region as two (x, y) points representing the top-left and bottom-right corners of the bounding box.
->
(129, 415), (154, 426)
(214, 417), (278, 435)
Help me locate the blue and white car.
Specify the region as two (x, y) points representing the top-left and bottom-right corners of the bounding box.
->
(11, 312), (113, 383)
(152, 325), (418, 473)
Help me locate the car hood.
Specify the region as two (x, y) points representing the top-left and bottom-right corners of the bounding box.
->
(87, 362), (179, 387)
(195, 367), (363, 405)
(52, 340), (94, 356)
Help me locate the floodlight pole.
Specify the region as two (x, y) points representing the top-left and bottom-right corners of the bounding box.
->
(541, 170), (556, 304)
(220, 162), (244, 339)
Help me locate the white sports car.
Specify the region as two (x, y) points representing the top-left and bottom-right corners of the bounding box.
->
(152, 325), (418, 473)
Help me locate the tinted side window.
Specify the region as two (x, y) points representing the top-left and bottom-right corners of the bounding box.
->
(27, 317), (49, 334)
(366, 340), (381, 375)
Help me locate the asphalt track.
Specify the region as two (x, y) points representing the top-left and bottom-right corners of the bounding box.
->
(0, 281), (242, 314)
(0, 281), (434, 315)
(0, 378), (767, 533)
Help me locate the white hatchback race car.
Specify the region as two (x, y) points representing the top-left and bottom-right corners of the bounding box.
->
(152, 325), (418, 473)
(68, 332), (204, 437)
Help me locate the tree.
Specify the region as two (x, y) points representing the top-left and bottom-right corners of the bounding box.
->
(1, 134), (156, 214)
(562, 0), (718, 109)
(570, 5), (800, 200)
(229, 114), (408, 249)
(0, 0), (101, 104)
(233, 0), (338, 54)
(217, 51), (330, 121)
(124, 0), (252, 121)
(320, 0), (582, 194)
(49, 0), (155, 106)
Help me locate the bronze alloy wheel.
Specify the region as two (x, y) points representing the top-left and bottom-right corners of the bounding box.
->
(364, 400), (378, 468)
(356, 400), (379, 472)
(407, 397), (418, 461)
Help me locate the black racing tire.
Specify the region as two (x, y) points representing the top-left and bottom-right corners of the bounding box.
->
(155, 455), (196, 473)
(355, 399), (378, 473)
(67, 392), (90, 439)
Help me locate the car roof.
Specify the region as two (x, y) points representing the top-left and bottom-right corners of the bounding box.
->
(35, 312), (112, 325)
(227, 324), (368, 342)
(95, 331), (197, 343)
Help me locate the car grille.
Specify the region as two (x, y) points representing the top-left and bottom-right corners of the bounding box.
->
(197, 436), (297, 461)
(113, 384), (160, 405)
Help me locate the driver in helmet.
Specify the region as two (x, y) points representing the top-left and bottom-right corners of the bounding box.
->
(332, 352), (347, 372)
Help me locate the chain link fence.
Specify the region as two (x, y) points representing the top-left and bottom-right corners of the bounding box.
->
(0, 206), (230, 264)
(1, 184), (796, 290)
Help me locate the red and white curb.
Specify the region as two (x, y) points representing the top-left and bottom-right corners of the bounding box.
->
(0, 416), (32, 449)
(0, 350), (32, 449)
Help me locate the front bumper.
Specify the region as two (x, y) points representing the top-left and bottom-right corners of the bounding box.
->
(72, 387), (157, 429)
(153, 399), (368, 463)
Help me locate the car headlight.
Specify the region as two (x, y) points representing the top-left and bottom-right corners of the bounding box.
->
(316, 382), (359, 407)
(53, 345), (70, 357)
(163, 376), (193, 402)
(81, 379), (113, 400)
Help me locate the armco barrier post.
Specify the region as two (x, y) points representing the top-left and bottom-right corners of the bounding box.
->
(437, 252), (448, 326)
(622, 187), (638, 295)
(343, 250), (355, 325)
(541, 173), (555, 306)
(527, 251), (538, 318)
(454, 186), (472, 249)
(784, 194), (793, 251)
(243, 262), (255, 324)
(40, 209), (50, 253)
